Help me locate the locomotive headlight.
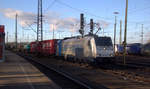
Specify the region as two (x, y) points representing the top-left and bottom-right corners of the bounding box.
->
(104, 48), (106, 50)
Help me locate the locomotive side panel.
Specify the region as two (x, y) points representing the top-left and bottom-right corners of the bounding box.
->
(61, 37), (94, 61)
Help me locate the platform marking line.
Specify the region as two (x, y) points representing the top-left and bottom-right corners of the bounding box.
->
(18, 61), (35, 89)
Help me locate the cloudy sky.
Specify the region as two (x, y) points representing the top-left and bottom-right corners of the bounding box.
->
(0, 0), (150, 44)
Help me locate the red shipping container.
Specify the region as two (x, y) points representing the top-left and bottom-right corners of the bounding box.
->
(30, 42), (37, 53)
(0, 25), (5, 62)
(0, 25), (4, 33)
(41, 39), (57, 55)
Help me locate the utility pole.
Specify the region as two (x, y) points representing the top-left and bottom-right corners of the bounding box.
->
(119, 20), (122, 45)
(37, 0), (43, 42)
(7, 32), (8, 44)
(123, 0), (128, 65)
(113, 12), (119, 53)
(59, 32), (60, 39)
(15, 13), (18, 49)
(79, 13), (84, 38)
(22, 28), (24, 43)
(53, 24), (54, 39)
(141, 24), (144, 44)
(114, 16), (116, 52)
(27, 34), (29, 43)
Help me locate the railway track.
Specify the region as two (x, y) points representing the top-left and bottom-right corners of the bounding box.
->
(116, 56), (150, 68)
(126, 62), (150, 68)
(17, 53), (107, 89)
(93, 61), (144, 70)
(16, 52), (150, 87)
(115, 61), (150, 69)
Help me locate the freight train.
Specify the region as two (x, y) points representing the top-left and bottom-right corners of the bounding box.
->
(115, 43), (142, 55)
(126, 43), (142, 55)
(141, 43), (150, 56)
(27, 35), (115, 63)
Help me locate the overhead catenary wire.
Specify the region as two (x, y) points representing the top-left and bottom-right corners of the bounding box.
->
(128, 6), (150, 14)
(55, 0), (113, 20)
(44, 0), (57, 13)
(17, 0), (150, 43)
(34, 0), (150, 28)
(22, 21), (37, 33)
(53, 0), (150, 25)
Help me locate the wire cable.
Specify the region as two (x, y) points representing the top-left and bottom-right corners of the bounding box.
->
(44, 0), (57, 13)
(55, 0), (113, 20)
(129, 6), (150, 14)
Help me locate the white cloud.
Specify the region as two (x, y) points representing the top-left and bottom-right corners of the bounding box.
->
(54, 17), (80, 32)
(0, 8), (109, 33)
(96, 20), (110, 29)
(0, 8), (36, 27)
(0, 8), (80, 33)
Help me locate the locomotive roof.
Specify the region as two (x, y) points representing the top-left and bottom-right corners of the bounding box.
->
(63, 36), (94, 42)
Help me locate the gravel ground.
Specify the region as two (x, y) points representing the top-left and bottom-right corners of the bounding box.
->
(25, 54), (150, 89)
(114, 55), (150, 83)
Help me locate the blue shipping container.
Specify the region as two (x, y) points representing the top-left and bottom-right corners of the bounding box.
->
(127, 43), (141, 55)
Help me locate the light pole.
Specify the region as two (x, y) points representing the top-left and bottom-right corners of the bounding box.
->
(123, 0), (128, 65)
(15, 13), (18, 49)
(141, 24), (144, 44)
(52, 23), (59, 39)
(119, 20), (122, 45)
(58, 31), (64, 39)
(7, 32), (8, 44)
(113, 12), (119, 53)
(53, 24), (54, 39)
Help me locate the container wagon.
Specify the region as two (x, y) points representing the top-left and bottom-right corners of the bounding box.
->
(115, 44), (124, 54)
(30, 39), (58, 56)
(56, 40), (63, 56)
(41, 39), (58, 56)
(126, 43), (142, 55)
(0, 25), (5, 62)
(30, 42), (37, 53)
(141, 43), (150, 56)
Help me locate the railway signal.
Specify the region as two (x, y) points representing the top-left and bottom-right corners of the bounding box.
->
(90, 19), (94, 35)
(79, 13), (84, 37)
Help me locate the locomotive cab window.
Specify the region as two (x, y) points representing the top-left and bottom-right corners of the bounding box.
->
(95, 37), (112, 46)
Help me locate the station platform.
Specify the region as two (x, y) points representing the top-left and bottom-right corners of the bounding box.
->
(0, 50), (61, 89)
